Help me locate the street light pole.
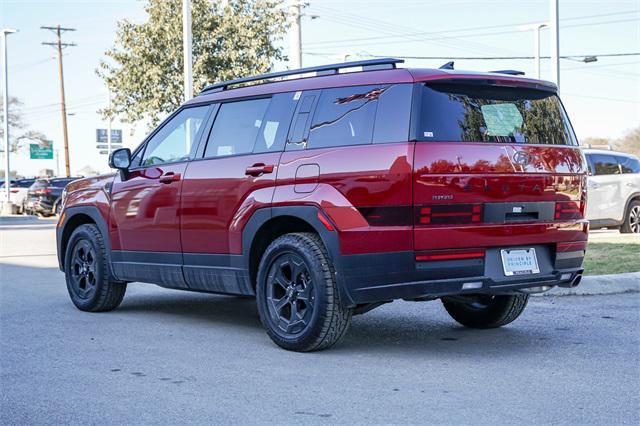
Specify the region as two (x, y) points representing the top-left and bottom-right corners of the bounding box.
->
(520, 23), (548, 79)
(2, 28), (17, 209)
(550, 0), (560, 92)
(289, 1), (302, 69)
(183, 0), (193, 102)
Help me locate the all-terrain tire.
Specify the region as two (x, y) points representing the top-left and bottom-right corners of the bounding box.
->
(620, 200), (640, 234)
(64, 224), (126, 312)
(442, 294), (529, 329)
(256, 232), (352, 352)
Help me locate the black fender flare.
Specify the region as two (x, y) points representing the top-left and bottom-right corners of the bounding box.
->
(57, 206), (117, 281)
(241, 206), (355, 307)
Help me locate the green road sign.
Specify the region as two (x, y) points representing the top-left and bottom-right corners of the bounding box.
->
(30, 142), (54, 160)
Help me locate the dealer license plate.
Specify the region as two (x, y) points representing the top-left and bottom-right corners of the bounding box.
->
(500, 248), (540, 276)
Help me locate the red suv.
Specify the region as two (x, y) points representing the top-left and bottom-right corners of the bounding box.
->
(57, 58), (588, 351)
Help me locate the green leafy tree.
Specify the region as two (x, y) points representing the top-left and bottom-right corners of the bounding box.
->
(97, 0), (289, 126)
(0, 96), (49, 153)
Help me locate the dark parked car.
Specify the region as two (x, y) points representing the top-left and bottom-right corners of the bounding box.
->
(25, 177), (80, 216)
(57, 58), (588, 351)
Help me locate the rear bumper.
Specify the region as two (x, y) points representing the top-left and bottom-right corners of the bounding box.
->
(337, 244), (584, 304)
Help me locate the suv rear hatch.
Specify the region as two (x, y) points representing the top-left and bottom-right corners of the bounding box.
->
(412, 79), (587, 252)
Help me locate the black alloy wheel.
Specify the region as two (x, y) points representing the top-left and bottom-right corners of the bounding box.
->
(265, 252), (315, 336)
(69, 240), (98, 300)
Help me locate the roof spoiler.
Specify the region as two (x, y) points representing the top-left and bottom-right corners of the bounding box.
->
(199, 57), (404, 95)
(490, 69), (526, 76)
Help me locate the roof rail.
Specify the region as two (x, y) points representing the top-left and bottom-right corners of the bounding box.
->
(490, 69), (525, 76)
(199, 57), (404, 95)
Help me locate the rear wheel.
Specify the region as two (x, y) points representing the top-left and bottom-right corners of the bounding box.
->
(441, 294), (529, 329)
(256, 233), (352, 352)
(620, 200), (640, 234)
(64, 224), (126, 312)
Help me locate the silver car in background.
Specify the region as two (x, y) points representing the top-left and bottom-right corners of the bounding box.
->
(583, 148), (640, 233)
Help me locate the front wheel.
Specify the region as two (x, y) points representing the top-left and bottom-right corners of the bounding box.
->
(441, 294), (529, 329)
(64, 224), (127, 312)
(256, 233), (352, 352)
(620, 200), (640, 234)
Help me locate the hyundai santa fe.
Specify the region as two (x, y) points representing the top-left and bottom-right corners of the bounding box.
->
(57, 58), (588, 351)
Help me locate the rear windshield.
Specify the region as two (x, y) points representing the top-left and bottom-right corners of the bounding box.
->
(417, 82), (577, 145)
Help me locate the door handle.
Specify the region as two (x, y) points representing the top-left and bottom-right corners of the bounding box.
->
(588, 181), (600, 189)
(245, 163), (274, 177)
(159, 172), (181, 184)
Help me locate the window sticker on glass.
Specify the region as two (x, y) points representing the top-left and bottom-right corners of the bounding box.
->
(480, 104), (523, 136)
(217, 146), (234, 156)
(254, 119), (262, 128)
(424, 131), (434, 138)
(263, 121), (279, 148)
(293, 91), (302, 100)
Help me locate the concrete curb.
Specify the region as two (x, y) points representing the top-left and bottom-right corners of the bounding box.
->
(537, 272), (640, 296)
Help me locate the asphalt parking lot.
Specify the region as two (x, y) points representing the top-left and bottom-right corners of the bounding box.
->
(1, 217), (639, 424)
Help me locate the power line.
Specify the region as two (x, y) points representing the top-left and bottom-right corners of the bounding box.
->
(305, 8), (639, 49)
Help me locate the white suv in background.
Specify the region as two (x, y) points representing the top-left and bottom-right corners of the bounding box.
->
(583, 148), (640, 233)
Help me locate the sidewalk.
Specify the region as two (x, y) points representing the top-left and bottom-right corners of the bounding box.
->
(541, 272), (640, 296)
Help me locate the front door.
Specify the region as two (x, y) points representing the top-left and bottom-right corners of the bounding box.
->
(109, 105), (211, 286)
(180, 93), (298, 294)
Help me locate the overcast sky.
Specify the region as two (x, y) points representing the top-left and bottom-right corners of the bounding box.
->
(2, 0), (639, 177)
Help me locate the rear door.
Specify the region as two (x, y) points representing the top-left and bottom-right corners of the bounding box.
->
(109, 105), (211, 286)
(179, 93), (297, 294)
(412, 80), (586, 251)
(586, 153), (623, 221)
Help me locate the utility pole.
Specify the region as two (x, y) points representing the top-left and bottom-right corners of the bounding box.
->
(550, 0), (560, 92)
(42, 25), (76, 177)
(520, 23), (548, 79)
(183, 0), (193, 102)
(289, 1), (302, 69)
(107, 89), (112, 156)
(2, 29), (16, 211)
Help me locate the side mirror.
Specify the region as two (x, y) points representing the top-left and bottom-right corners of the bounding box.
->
(108, 148), (131, 170)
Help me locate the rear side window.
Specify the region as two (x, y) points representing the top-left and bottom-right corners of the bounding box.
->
(31, 180), (48, 189)
(204, 98), (271, 158)
(417, 82), (577, 145)
(592, 154), (621, 175)
(307, 85), (379, 149)
(305, 84), (412, 149)
(618, 156), (640, 174)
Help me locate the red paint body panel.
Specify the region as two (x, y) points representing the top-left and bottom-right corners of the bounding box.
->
(274, 143), (415, 254)
(63, 174), (114, 227)
(413, 142), (587, 251)
(109, 163), (187, 252)
(180, 153), (281, 254)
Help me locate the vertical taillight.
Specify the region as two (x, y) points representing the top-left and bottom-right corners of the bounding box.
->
(417, 204), (483, 225)
(555, 201), (583, 220)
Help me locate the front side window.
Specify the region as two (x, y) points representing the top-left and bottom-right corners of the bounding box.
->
(592, 154), (621, 175)
(418, 82), (577, 145)
(141, 105), (210, 166)
(617, 156), (640, 174)
(307, 85), (381, 149)
(204, 98), (271, 158)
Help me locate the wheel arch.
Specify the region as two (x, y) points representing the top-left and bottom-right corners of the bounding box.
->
(242, 206), (355, 307)
(57, 206), (116, 280)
